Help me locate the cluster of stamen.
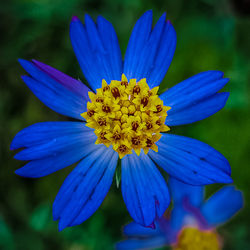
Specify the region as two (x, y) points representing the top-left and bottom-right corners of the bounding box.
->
(82, 74), (171, 158)
(174, 227), (220, 250)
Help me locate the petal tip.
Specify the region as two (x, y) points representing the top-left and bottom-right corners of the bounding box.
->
(71, 16), (80, 22)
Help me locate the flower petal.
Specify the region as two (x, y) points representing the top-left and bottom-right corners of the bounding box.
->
(13, 123), (98, 178)
(165, 93), (229, 126)
(124, 11), (176, 88)
(32, 60), (90, 97)
(70, 15), (122, 90)
(10, 122), (89, 150)
(18, 59), (88, 120)
(168, 177), (204, 207)
(201, 186), (243, 226)
(161, 71), (229, 126)
(149, 134), (232, 185)
(52, 146), (118, 231)
(116, 236), (166, 250)
(123, 221), (161, 237)
(121, 151), (170, 227)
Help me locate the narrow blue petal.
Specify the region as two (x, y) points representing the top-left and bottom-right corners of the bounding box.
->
(97, 16), (122, 81)
(123, 222), (161, 237)
(116, 236), (167, 250)
(14, 132), (96, 161)
(10, 122), (89, 150)
(169, 206), (186, 234)
(147, 20), (176, 87)
(70, 16), (122, 90)
(149, 134), (232, 185)
(161, 71), (229, 125)
(32, 60), (90, 98)
(52, 146), (118, 231)
(124, 11), (176, 88)
(168, 177), (204, 207)
(14, 124), (98, 178)
(19, 59), (87, 120)
(121, 151), (170, 227)
(124, 10), (153, 81)
(201, 186), (243, 226)
(165, 93), (229, 126)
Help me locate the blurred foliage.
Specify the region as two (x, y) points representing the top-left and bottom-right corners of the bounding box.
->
(0, 0), (250, 249)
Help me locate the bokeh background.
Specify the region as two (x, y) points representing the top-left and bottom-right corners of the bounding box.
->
(1, 0), (250, 249)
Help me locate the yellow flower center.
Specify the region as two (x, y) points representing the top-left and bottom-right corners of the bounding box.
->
(82, 74), (171, 158)
(174, 227), (221, 250)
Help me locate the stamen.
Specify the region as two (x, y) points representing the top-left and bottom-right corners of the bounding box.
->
(102, 105), (111, 113)
(87, 110), (95, 117)
(81, 74), (170, 158)
(132, 121), (139, 131)
(111, 87), (120, 98)
(133, 85), (140, 94)
(141, 97), (149, 107)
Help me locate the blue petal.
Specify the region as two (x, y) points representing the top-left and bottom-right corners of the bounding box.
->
(123, 222), (161, 237)
(10, 122), (89, 150)
(161, 71), (229, 126)
(201, 186), (243, 227)
(18, 59), (88, 120)
(121, 151), (170, 227)
(123, 11), (176, 88)
(116, 236), (166, 250)
(13, 123), (98, 178)
(169, 205), (186, 234)
(52, 146), (118, 231)
(32, 60), (90, 97)
(165, 93), (229, 126)
(168, 177), (204, 207)
(149, 134), (232, 185)
(70, 15), (122, 90)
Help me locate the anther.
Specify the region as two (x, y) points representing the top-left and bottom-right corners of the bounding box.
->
(118, 145), (127, 153)
(87, 110), (95, 117)
(133, 85), (140, 94)
(113, 132), (121, 140)
(102, 105), (111, 113)
(146, 138), (153, 147)
(121, 81), (128, 87)
(111, 87), (120, 98)
(103, 86), (110, 92)
(141, 97), (149, 107)
(156, 120), (161, 126)
(154, 105), (162, 113)
(132, 121), (139, 131)
(98, 118), (106, 126)
(100, 132), (107, 140)
(96, 97), (104, 103)
(146, 121), (153, 130)
(132, 137), (140, 146)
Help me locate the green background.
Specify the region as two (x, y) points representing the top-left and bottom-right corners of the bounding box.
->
(1, 0), (249, 249)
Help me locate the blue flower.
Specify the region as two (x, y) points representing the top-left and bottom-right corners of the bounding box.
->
(117, 177), (243, 249)
(11, 11), (232, 231)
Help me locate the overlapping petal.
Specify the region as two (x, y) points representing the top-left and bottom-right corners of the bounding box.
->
(123, 10), (176, 88)
(53, 146), (118, 231)
(18, 59), (89, 120)
(123, 222), (161, 237)
(116, 236), (166, 250)
(161, 71), (229, 126)
(201, 186), (243, 227)
(149, 134), (232, 185)
(121, 151), (170, 227)
(168, 177), (204, 207)
(70, 15), (122, 90)
(12, 122), (97, 177)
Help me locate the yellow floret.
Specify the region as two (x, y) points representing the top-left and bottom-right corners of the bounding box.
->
(81, 74), (171, 159)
